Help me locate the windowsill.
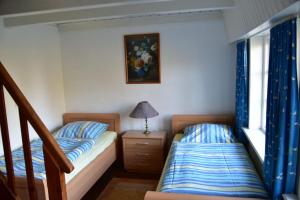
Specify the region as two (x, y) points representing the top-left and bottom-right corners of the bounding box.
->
(242, 128), (265, 163)
(282, 194), (298, 200)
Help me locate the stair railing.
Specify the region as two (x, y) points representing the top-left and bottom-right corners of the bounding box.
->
(0, 62), (74, 200)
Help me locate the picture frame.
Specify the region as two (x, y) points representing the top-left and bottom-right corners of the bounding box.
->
(124, 33), (160, 84)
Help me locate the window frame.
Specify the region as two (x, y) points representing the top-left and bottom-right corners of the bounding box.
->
(245, 32), (270, 163)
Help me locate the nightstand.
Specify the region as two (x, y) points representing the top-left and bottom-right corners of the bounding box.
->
(122, 131), (166, 174)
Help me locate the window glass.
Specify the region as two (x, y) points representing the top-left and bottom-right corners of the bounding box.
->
(261, 36), (269, 131)
(249, 33), (270, 132)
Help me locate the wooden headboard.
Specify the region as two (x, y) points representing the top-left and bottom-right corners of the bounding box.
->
(63, 113), (121, 133)
(172, 114), (235, 137)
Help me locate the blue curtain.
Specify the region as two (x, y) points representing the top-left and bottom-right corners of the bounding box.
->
(235, 40), (249, 144)
(264, 18), (299, 199)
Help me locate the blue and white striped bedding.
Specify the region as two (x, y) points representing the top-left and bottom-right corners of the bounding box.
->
(0, 137), (95, 179)
(181, 123), (236, 143)
(160, 142), (268, 198)
(54, 121), (108, 139)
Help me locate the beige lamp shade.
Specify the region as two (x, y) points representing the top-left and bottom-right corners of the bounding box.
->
(129, 101), (159, 134)
(129, 101), (159, 119)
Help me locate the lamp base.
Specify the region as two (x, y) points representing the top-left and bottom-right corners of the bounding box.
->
(144, 118), (151, 134)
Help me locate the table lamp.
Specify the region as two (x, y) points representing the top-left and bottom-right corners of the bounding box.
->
(129, 101), (159, 134)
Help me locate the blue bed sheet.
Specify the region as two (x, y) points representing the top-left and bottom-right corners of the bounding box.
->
(160, 142), (268, 198)
(0, 137), (95, 179)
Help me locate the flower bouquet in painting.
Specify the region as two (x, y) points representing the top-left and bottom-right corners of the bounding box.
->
(124, 33), (160, 84)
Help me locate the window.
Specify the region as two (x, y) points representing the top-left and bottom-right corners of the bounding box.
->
(261, 35), (269, 132)
(249, 33), (269, 132)
(243, 32), (270, 162)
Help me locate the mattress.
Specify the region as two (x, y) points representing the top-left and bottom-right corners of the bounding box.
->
(66, 131), (117, 182)
(157, 135), (268, 198)
(0, 131), (117, 182)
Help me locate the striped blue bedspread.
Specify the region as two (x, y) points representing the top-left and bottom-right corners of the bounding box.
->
(160, 142), (268, 198)
(0, 137), (95, 179)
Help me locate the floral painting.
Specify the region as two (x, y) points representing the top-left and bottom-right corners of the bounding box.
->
(124, 33), (160, 84)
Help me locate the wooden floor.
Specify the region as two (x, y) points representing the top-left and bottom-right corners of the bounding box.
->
(97, 178), (158, 200)
(82, 163), (160, 200)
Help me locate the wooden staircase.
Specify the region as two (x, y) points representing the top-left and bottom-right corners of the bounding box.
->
(0, 62), (74, 200)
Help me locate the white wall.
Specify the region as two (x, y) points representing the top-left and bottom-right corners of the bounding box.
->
(0, 19), (66, 155)
(59, 15), (235, 133)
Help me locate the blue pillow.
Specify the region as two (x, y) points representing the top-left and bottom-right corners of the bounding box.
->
(54, 121), (108, 139)
(180, 123), (236, 143)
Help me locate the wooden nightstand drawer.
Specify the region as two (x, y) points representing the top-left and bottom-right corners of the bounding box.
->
(125, 151), (162, 162)
(122, 131), (166, 174)
(124, 138), (161, 148)
(125, 155), (164, 172)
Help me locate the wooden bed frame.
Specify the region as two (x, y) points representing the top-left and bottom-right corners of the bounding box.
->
(144, 114), (265, 200)
(15, 113), (120, 200)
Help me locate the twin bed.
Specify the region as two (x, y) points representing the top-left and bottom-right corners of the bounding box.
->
(0, 113), (268, 200)
(145, 115), (268, 200)
(0, 113), (120, 200)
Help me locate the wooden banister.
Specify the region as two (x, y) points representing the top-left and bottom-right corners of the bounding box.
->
(43, 146), (67, 200)
(0, 83), (16, 193)
(0, 62), (73, 173)
(0, 177), (20, 200)
(19, 109), (37, 200)
(0, 62), (74, 199)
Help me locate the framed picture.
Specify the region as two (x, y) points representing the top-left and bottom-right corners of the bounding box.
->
(124, 33), (160, 84)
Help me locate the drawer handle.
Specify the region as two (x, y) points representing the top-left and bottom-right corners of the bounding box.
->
(136, 153), (150, 156)
(136, 142), (149, 145)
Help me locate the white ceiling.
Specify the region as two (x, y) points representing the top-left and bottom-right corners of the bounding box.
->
(0, 0), (172, 15)
(0, 0), (235, 27)
(1, 0), (296, 42)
